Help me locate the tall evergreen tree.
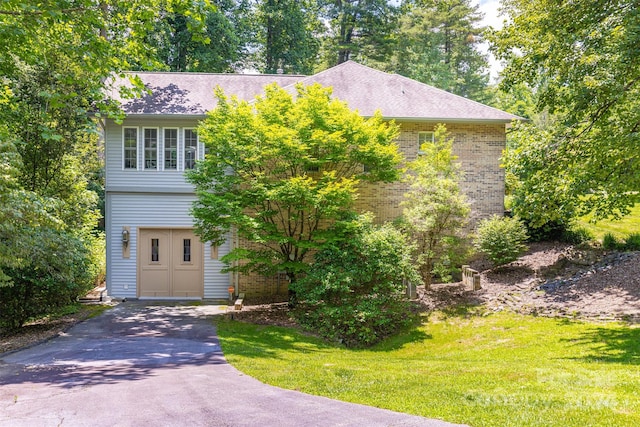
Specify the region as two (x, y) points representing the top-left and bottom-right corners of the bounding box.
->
(400, 125), (470, 288)
(393, 0), (489, 101)
(145, 0), (253, 72)
(319, 0), (399, 67)
(254, 0), (321, 74)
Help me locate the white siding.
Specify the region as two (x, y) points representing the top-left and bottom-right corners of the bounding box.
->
(203, 237), (233, 299)
(106, 193), (231, 299)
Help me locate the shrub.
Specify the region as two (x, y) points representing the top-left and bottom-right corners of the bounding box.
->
(290, 215), (421, 348)
(0, 227), (95, 331)
(602, 232), (620, 250)
(474, 215), (529, 267)
(524, 219), (570, 242)
(431, 235), (473, 283)
(623, 233), (640, 251)
(561, 226), (593, 245)
(86, 232), (106, 286)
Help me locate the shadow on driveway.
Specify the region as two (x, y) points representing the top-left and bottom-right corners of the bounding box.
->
(0, 301), (466, 427)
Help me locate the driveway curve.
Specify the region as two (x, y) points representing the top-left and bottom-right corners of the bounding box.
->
(0, 302), (466, 427)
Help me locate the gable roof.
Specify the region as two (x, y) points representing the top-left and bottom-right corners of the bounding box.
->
(111, 61), (519, 123)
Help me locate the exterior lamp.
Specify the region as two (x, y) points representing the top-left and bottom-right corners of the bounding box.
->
(122, 229), (130, 248)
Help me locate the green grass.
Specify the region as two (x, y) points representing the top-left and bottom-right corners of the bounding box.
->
(217, 312), (640, 427)
(577, 204), (640, 241)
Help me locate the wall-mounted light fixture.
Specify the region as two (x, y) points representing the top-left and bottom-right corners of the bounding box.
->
(121, 226), (131, 259)
(122, 229), (130, 248)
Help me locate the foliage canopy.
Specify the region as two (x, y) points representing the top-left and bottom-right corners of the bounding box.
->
(189, 82), (402, 282)
(490, 0), (640, 222)
(290, 214), (420, 347)
(399, 124), (470, 287)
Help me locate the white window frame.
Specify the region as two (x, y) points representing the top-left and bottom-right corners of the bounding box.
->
(122, 127), (139, 170)
(162, 127), (179, 171)
(143, 127), (160, 170)
(418, 131), (434, 155)
(183, 128), (199, 170)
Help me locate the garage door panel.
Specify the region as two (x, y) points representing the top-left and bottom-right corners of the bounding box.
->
(139, 230), (171, 297)
(138, 229), (203, 298)
(172, 230), (203, 297)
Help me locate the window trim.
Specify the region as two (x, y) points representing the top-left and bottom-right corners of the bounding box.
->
(142, 127), (160, 171)
(162, 127), (179, 171)
(418, 131), (435, 155)
(183, 128), (199, 170)
(122, 127), (139, 170)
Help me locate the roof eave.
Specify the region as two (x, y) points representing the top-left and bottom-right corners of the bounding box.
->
(376, 116), (522, 124)
(120, 113), (208, 120)
(117, 114), (521, 124)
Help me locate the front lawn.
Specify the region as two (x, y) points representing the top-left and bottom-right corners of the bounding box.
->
(217, 312), (640, 427)
(577, 203), (640, 241)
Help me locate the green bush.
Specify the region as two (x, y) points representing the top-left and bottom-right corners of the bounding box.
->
(602, 232), (620, 250)
(561, 226), (593, 244)
(523, 219), (571, 242)
(431, 235), (472, 283)
(86, 232), (106, 286)
(601, 232), (640, 251)
(290, 215), (421, 348)
(623, 233), (640, 251)
(0, 227), (95, 331)
(474, 215), (529, 267)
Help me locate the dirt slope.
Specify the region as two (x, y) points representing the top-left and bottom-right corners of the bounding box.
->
(421, 243), (640, 322)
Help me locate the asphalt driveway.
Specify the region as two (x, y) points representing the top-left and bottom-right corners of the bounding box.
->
(0, 302), (466, 427)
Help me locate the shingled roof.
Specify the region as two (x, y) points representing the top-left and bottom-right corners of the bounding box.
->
(293, 61), (518, 122)
(110, 72), (301, 116)
(111, 61), (519, 123)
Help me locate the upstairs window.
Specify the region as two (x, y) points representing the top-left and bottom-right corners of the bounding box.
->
(164, 128), (178, 170)
(123, 128), (138, 169)
(184, 129), (198, 170)
(418, 131), (434, 155)
(144, 128), (159, 170)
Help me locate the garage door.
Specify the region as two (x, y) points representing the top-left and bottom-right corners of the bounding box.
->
(138, 229), (203, 298)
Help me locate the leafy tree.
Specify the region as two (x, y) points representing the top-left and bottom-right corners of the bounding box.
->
(0, 135), (24, 288)
(188, 83), (402, 285)
(393, 0), (489, 101)
(4, 60), (101, 232)
(501, 121), (578, 239)
(0, 137), (97, 331)
(487, 82), (537, 122)
(399, 124), (470, 288)
(489, 0), (640, 221)
(254, 0), (322, 74)
(319, 0), (399, 67)
(291, 214), (420, 347)
(0, 1), (188, 323)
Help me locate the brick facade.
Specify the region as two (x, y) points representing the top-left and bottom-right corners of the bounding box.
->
(357, 122), (506, 224)
(236, 121), (507, 298)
